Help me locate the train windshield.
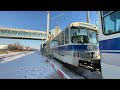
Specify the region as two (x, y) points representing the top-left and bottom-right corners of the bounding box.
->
(87, 30), (97, 44)
(70, 27), (97, 44)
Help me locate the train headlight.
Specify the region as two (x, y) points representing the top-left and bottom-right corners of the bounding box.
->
(87, 46), (93, 50)
(97, 52), (100, 59)
(98, 52), (100, 56)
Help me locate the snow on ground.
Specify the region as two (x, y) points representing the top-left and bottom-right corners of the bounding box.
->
(0, 51), (61, 79)
(0, 51), (33, 63)
(0, 51), (22, 57)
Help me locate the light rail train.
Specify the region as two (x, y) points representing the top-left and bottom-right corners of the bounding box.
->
(42, 22), (101, 70)
(98, 11), (120, 78)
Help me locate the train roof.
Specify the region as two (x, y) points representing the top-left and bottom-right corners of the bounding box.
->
(69, 22), (98, 30)
(48, 22), (98, 42)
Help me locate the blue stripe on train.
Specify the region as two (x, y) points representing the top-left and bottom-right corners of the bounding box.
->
(52, 45), (99, 51)
(100, 52), (120, 53)
(99, 37), (120, 50)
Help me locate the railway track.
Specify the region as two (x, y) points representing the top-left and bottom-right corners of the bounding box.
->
(63, 63), (88, 79)
(57, 60), (89, 79)
(52, 57), (103, 79)
(64, 63), (102, 79)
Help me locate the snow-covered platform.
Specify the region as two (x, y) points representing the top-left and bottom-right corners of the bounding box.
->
(0, 51), (61, 79)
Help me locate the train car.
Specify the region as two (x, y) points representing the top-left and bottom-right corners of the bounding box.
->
(98, 11), (120, 78)
(42, 40), (51, 58)
(50, 22), (100, 70)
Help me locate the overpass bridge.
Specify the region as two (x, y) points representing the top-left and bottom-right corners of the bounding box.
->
(0, 27), (47, 40)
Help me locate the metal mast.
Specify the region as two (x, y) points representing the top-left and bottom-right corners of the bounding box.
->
(86, 11), (90, 23)
(47, 11), (50, 40)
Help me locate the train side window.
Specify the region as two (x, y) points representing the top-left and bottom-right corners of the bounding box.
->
(65, 28), (69, 44)
(55, 37), (57, 46)
(54, 38), (56, 46)
(53, 38), (55, 47)
(53, 39), (54, 47)
(58, 35), (60, 46)
(61, 32), (64, 45)
(50, 42), (52, 48)
(55, 37), (58, 46)
(60, 33), (62, 45)
(58, 34), (61, 46)
(103, 11), (120, 35)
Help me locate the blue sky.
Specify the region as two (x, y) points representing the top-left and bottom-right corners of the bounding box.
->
(0, 11), (98, 49)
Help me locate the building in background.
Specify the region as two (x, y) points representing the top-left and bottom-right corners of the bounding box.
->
(49, 26), (61, 41)
(40, 26), (61, 53)
(0, 45), (8, 50)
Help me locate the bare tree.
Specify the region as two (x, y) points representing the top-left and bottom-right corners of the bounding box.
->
(8, 42), (33, 51)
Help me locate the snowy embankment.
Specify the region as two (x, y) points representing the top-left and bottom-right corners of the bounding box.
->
(0, 51), (29, 58)
(0, 51), (61, 79)
(0, 51), (33, 63)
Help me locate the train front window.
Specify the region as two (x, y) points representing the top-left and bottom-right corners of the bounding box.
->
(103, 11), (120, 34)
(87, 30), (97, 44)
(71, 27), (89, 43)
(70, 27), (97, 44)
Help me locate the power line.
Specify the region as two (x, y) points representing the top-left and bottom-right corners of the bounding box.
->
(51, 13), (64, 20)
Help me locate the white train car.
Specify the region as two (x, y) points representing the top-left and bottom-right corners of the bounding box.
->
(50, 22), (100, 69)
(98, 11), (120, 79)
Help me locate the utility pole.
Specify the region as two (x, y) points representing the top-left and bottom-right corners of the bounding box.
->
(47, 11), (50, 41)
(86, 11), (90, 23)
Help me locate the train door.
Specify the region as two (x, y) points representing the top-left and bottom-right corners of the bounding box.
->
(98, 11), (120, 79)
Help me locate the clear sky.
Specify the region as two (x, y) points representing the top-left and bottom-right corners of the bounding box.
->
(0, 11), (98, 49)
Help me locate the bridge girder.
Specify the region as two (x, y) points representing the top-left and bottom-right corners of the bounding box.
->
(0, 27), (47, 40)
